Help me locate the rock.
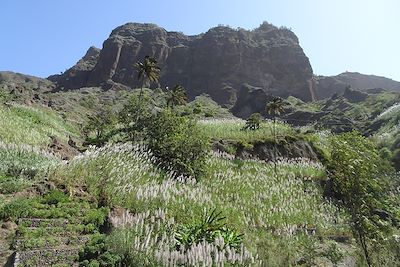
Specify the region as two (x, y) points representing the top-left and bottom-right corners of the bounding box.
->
(51, 22), (316, 114)
(1, 221), (17, 231)
(343, 87), (368, 102)
(48, 46), (100, 90)
(315, 72), (400, 99)
(236, 139), (319, 161)
(48, 136), (80, 160)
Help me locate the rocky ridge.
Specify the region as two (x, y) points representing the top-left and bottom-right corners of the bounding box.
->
(49, 22), (315, 117)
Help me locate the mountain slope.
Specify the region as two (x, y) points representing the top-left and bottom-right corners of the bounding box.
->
(315, 72), (400, 99)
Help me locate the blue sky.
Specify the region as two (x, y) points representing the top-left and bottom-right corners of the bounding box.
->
(1, 0), (399, 81)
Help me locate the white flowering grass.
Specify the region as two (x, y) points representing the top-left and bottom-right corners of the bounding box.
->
(378, 102), (400, 119)
(51, 142), (346, 266)
(198, 118), (295, 142)
(0, 103), (78, 146)
(0, 141), (61, 176)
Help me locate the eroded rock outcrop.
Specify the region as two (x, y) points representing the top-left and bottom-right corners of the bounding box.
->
(50, 22), (316, 114)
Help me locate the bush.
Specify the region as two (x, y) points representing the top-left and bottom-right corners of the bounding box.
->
(243, 113), (263, 130)
(0, 198), (35, 220)
(42, 190), (69, 205)
(79, 233), (122, 267)
(145, 109), (209, 178)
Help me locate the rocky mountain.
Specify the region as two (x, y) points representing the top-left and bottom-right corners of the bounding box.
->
(4, 22), (400, 119)
(314, 72), (400, 99)
(49, 22), (315, 117)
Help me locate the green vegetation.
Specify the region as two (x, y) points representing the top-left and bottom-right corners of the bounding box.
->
(166, 84), (187, 108)
(0, 103), (79, 146)
(199, 118), (294, 142)
(328, 132), (399, 266)
(145, 109), (209, 178)
(243, 113), (263, 130)
(1, 73), (399, 266)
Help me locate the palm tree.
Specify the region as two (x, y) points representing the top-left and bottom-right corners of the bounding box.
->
(166, 85), (187, 108)
(135, 55), (161, 102)
(266, 96), (284, 175)
(133, 56), (160, 132)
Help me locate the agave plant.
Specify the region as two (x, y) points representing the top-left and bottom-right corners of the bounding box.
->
(174, 208), (243, 250)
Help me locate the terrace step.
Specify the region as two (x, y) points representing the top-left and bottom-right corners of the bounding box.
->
(18, 218), (70, 227)
(14, 235), (92, 250)
(13, 246), (81, 267)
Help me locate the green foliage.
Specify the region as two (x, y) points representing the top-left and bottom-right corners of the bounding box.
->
(0, 104), (79, 146)
(174, 208), (243, 249)
(0, 197), (35, 220)
(322, 242), (344, 265)
(328, 131), (395, 266)
(243, 112), (263, 130)
(135, 56), (161, 87)
(79, 233), (122, 267)
(146, 109), (209, 178)
(166, 84), (187, 108)
(0, 90), (11, 103)
(0, 174), (32, 194)
(84, 105), (117, 145)
(118, 93), (154, 140)
(176, 94), (233, 118)
(199, 118), (295, 143)
(42, 190), (70, 205)
(266, 96), (285, 116)
(83, 207), (109, 227)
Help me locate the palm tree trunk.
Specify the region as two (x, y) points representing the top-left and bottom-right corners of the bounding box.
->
(133, 79), (145, 139)
(273, 116), (277, 176)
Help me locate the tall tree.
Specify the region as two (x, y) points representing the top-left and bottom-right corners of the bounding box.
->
(266, 96), (284, 175)
(166, 85), (188, 108)
(133, 56), (160, 135)
(134, 55), (161, 103)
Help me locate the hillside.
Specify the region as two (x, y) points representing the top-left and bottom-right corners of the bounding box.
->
(314, 72), (400, 99)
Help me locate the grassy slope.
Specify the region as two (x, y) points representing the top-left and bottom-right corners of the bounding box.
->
(1, 93), (398, 266)
(0, 103), (79, 146)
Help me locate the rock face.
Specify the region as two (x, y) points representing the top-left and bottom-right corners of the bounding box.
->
(48, 46), (100, 90)
(315, 72), (400, 99)
(49, 22), (315, 116)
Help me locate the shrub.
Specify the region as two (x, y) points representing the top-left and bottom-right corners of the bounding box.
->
(79, 233), (122, 267)
(146, 109), (209, 178)
(243, 113), (263, 130)
(42, 190), (70, 205)
(0, 198), (35, 220)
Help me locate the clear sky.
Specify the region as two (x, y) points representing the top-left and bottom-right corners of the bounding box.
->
(1, 0), (399, 81)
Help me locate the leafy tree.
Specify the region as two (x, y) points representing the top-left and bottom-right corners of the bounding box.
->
(85, 106), (117, 144)
(145, 109), (209, 178)
(166, 84), (187, 108)
(243, 113), (263, 130)
(118, 93), (154, 140)
(266, 96), (284, 175)
(327, 132), (396, 266)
